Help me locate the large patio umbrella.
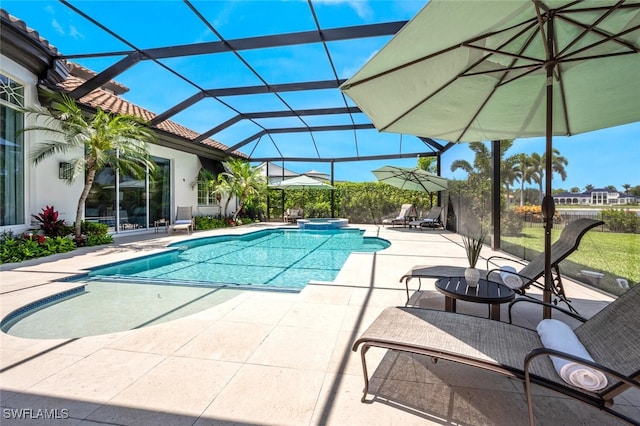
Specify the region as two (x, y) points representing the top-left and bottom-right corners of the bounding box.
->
(342, 0), (640, 317)
(269, 175), (335, 190)
(372, 165), (448, 195)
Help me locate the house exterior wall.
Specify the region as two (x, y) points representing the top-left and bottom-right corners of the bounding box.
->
(0, 53), (229, 234)
(2, 54), (86, 229)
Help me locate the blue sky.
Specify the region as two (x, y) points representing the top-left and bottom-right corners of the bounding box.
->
(4, 0), (638, 192)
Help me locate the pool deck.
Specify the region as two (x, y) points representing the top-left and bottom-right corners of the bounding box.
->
(1, 223), (638, 425)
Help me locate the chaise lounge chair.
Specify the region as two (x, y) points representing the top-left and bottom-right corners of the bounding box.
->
(171, 206), (194, 234)
(352, 284), (640, 425)
(408, 206), (443, 230)
(400, 218), (604, 313)
(381, 203), (416, 227)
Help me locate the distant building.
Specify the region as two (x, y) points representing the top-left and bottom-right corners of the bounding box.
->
(554, 188), (639, 206)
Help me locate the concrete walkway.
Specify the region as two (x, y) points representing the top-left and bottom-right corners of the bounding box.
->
(1, 223), (637, 425)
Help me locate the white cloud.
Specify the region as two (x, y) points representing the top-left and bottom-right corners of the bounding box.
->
(314, 0), (373, 20)
(68, 25), (84, 40)
(51, 18), (65, 36)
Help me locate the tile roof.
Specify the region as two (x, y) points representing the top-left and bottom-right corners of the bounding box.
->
(57, 67), (243, 156)
(0, 9), (59, 57)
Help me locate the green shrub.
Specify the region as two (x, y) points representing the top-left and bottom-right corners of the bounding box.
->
(599, 209), (639, 233)
(501, 209), (523, 236)
(78, 221), (112, 246)
(194, 216), (228, 230)
(0, 232), (76, 264)
(81, 221), (109, 236)
(86, 234), (113, 246)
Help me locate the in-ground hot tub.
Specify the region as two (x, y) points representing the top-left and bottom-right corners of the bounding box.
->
(297, 218), (349, 230)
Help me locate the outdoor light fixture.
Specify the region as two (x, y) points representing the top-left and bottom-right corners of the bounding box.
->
(58, 162), (72, 180)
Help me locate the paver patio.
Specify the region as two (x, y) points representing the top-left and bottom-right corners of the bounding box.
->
(1, 223), (637, 425)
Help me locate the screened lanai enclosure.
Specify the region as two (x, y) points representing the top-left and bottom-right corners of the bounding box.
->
(1, 0), (637, 297)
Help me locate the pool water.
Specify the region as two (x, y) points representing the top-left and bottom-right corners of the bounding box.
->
(1, 228), (389, 339)
(2, 283), (243, 339)
(87, 228), (389, 290)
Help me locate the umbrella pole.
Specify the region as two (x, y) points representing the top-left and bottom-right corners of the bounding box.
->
(542, 17), (556, 319)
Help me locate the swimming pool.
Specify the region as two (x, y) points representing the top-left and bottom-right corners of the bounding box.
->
(1, 228), (389, 338)
(86, 228), (389, 290)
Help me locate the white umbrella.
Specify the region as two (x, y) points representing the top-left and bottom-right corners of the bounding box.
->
(372, 165), (448, 195)
(269, 175), (334, 190)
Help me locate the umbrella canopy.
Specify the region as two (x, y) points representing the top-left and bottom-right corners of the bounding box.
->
(372, 166), (448, 194)
(269, 175), (334, 190)
(342, 0), (640, 317)
(302, 169), (331, 181)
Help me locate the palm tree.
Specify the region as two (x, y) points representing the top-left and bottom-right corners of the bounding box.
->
(451, 140), (517, 206)
(417, 156), (437, 173)
(622, 183), (631, 193)
(528, 152), (544, 202)
(528, 149), (568, 202)
(22, 91), (157, 239)
(514, 153), (534, 206)
(450, 141), (492, 180)
(501, 155), (519, 208)
(219, 158), (266, 220)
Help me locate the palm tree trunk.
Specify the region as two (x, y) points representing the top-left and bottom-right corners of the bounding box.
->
(75, 168), (97, 238)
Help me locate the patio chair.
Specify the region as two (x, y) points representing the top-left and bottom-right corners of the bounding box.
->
(399, 218), (605, 313)
(284, 208), (303, 223)
(408, 206), (443, 230)
(118, 210), (135, 230)
(381, 203), (416, 227)
(352, 284), (640, 425)
(171, 206), (194, 234)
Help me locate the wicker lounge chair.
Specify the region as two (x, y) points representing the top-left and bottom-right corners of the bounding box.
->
(400, 218), (604, 313)
(381, 204), (416, 227)
(352, 284), (640, 425)
(408, 206), (443, 230)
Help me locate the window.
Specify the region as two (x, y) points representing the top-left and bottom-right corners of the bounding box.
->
(197, 169), (219, 206)
(0, 74), (25, 226)
(197, 180), (219, 206)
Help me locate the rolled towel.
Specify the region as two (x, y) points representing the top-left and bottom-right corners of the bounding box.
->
(536, 319), (608, 391)
(499, 265), (523, 289)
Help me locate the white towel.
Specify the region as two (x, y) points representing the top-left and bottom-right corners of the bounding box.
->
(499, 266), (523, 289)
(536, 319), (608, 391)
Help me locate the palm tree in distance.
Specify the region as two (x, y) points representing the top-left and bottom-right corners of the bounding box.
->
(450, 140), (518, 206)
(529, 149), (568, 202)
(417, 156), (437, 173)
(450, 141), (492, 179)
(219, 158), (266, 220)
(514, 153), (534, 206)
(22, 91), (157, 240)
(622, 183), (631, 193)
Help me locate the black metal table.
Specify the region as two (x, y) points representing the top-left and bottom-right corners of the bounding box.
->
(435, 276), (515, 321)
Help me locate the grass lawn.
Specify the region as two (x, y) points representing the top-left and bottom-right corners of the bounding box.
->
(502, 227), (639, 294)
